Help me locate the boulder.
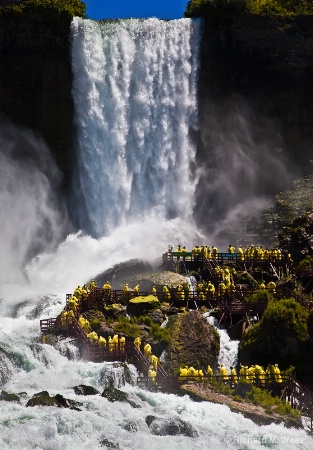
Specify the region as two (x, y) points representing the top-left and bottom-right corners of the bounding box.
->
(101, 386), (140, 408)
(99, 438), (120, 449)
(127, 295), (160, 316)
(73, 385), (100, 396)
(147, 416), (198, 437)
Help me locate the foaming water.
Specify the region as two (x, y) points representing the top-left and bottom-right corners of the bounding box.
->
(71, 17), (200, 237)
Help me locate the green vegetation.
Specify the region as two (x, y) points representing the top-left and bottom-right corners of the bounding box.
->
(262, 298), (309, 341)
(264, 176), (313, 231)
(246, 0), (313, 16)
(112, 315), (170, 343)
(113, 317), (141, 339)
(185, 0), (313, 17)
(244, 289), (274, 303)
(245, 385), (300, 418)
(205, 378), (300, 420)
(239, 298), (310, 370)
(185, 0), (245, 17)
(0, 0), (86, 17)
(298, 255), (313, 269)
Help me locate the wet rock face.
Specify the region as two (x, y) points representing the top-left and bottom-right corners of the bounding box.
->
(164, 310), (220, 373)
(199, 15), (313, 171)
(73, 385), (100, 396)
(0, 10), (74, 193)
(101, 386), (140, 408)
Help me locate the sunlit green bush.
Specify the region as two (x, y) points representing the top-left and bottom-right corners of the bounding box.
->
(0, 0), (86, 17)
(185, 0), (313, 17)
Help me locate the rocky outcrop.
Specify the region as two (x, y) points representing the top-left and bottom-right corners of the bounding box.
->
(163, 310), (220, 374)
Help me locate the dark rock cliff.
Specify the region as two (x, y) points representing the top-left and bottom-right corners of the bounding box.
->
(0, 10), (74, 190)
(198, 15), (313, 170)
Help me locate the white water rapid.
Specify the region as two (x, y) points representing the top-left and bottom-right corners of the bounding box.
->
(0, 17), (312, 450)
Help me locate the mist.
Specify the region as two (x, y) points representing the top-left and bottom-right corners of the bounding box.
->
(0, 121), (71, 286)
(195, 95), (295, 245)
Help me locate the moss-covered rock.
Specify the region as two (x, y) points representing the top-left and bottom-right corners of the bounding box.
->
(163, 311), (220, 374)
(127, 295), (160, 316)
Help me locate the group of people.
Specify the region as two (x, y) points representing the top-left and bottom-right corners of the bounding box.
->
(167, 243), (288, 263)
(178, 363), (283, 385)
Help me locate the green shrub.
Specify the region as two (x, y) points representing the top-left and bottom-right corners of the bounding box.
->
(246, 0), (313, 16)
(298, 255), (313, 269)
(89, 318), (102, 332)
(0, 0), (86, 17)
(185, 0), (246, 17)
(245, 289), (273, 303)
(185, 0), (313, 17)
(261, 298), (309, 341)
(150, 323), (171, 343)
(113, 317), (141, 338)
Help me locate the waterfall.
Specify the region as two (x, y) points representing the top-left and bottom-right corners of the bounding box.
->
(207, 315), (240, 371)
(71, 17), (201, 237)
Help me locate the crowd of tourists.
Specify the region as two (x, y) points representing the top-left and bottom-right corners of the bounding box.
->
(168, 243), (290, 262)
(178, 363), (284, 385)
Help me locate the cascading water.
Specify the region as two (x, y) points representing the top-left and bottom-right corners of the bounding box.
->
(207, 315), (239, 370)
(71, 17), (200, 237)
(0, 16), (312, 450)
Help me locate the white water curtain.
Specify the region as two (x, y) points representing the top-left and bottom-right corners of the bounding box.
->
(71, 18), (201, 237)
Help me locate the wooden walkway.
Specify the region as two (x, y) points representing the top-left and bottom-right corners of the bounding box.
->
(162, 251), (292, 278)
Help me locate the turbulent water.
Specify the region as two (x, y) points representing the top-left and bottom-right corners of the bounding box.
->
(0, 17), (312, 450)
